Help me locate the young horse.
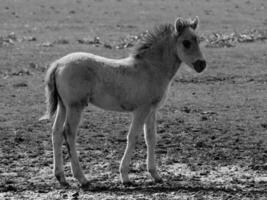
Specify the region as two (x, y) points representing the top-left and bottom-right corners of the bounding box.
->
(41, 17), (206, 187)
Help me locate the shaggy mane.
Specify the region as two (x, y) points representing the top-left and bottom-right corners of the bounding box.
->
(132, 24), (174, 59)
(132, 19), (194, 59)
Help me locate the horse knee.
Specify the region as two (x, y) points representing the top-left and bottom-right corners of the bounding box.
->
(120, 165), (129, 174)
(127, 131), (139, 145)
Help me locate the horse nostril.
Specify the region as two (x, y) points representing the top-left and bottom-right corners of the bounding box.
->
(200, 60), (206, 67)
(193, 60), (206, 73)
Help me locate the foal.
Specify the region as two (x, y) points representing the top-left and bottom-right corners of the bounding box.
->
(41, 17), (206, 187)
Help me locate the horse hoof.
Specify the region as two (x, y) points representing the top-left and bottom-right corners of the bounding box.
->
(154, 178), (163, 184)
(81, 181), (91, 189)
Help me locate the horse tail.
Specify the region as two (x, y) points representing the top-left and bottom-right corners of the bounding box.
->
(39, 62), (60, 120)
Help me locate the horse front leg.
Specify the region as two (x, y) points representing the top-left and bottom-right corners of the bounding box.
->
(119, 107), (150, 184)
(144, 110), (162, 182)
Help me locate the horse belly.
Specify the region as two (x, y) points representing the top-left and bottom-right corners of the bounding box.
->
(89, 90), (137, 112)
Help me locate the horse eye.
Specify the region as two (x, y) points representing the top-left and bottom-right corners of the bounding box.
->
(183, 40), (191, 49)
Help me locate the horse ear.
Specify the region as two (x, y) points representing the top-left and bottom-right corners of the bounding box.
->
(191, 16), (199, 30)
(174, 17), (185, 35)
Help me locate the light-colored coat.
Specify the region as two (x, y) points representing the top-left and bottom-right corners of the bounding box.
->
(54, 53), (172, 112)
(41, 17), (206, 187)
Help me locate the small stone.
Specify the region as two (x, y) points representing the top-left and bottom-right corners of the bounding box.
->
(13, 82), (28, 88)
(41, 42), (53, 47)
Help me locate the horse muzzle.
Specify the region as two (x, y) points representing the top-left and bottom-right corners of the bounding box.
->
(192, 60), (206, 73)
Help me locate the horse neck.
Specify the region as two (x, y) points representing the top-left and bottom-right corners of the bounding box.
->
(143, 44), (182, 81)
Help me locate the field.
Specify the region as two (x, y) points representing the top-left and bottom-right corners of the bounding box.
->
(0, 0), (267, 199)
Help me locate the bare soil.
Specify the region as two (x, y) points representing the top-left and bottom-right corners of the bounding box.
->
(0, 0), (267, 199)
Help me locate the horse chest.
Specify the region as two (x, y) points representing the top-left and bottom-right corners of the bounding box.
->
(131, 80), (169, 108)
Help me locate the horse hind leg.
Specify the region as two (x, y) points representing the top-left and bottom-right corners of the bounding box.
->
(52, 101), (69, 187)
(63, 104), (89, 186)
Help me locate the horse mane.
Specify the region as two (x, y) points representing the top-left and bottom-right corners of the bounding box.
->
(132, 24), (174, 59)
(132, 19), (193, 59)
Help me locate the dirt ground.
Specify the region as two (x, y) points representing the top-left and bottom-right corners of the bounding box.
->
(0, 0), (267, 199)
